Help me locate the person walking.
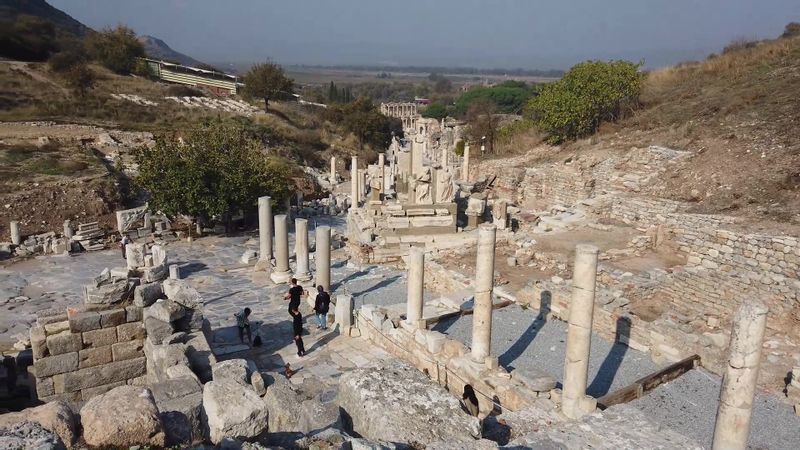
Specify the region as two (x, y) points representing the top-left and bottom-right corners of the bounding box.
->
(284, 278), (306, 316)
(235, 308), (252, 345)
(120, 234), (131, 260)
(291, 307), (306, 357)
(313, 285), (331, 330)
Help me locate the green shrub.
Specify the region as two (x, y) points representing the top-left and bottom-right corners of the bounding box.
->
(525, 60), (643, 143)
(421, 103), (448, 120)
(455, 85), (532, 116)
(454, 140), (465, 156)
(86, 26), (145, 74)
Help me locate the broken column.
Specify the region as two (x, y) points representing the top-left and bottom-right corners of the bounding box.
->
(462, 143), (471, 182)
(169, 264), (180, 280)
(351, 156), (359, 207)
(336, 294), (354, 330)
(360, 170), (368, 199)
(270, 214), (292, 284)
(315, 225), (331, 292)
(711, 301), (769, 450)
(406, 247), (425, 327)
(471, 223), (497, 363)
(258, 196), (273, 267)
(63, 220), (73, 239)
(378, 153), (386, 195)
(293, 218), (311, 281)
(330, 156), (336, 183)
(562, 244), (600, 420)
(10, 221), (20, 245)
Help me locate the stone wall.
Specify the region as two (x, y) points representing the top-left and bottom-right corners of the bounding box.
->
(519, 164), (595, 208)
(30, 304), (146, 404)
(606, 196), (736, 229)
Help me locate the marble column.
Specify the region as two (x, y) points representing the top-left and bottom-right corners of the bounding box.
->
(294, 218), (311, 281)
(711, 301), (769, 450)
(360, 170), (368, 199)
(562, 244), (600, 419)
(462, 143), (471, 182)
(330, 156), (336, 183)
(169, 264), (180, 280)
(9, 221), (20, 245)
(270, 214), (292, 283)
(336, 294), (354, 329)
(406, 247), (425, 326)
(471, 223), (497, 363)
(315, 225), (331, 292)
(258, 196), (273, 264)
(351, 156), (359, 207)
(63, 220), (73, 240)
(378, 153), (385, 195)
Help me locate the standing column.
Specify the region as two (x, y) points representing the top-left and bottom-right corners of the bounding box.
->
(360, 170), (367, 199)
(712, 301), (769, 450)
(406, 247), (425, 326)
(315, 225), (331, 292)
(350, 156), (359, 207)
(462, 143), (471, 182)
(258, 196), (273, 265)
(9, 221), (20, 245)
(330, 156), (336, 183)
(293, 218), (311, 281)
(270, 214), (292, 283)
(471, 224), (497, 363)
(378, 153), (386, 195)
(562, 244), (600, 419)
(63, 220), (74, 240)
(441, 145), (448, 168)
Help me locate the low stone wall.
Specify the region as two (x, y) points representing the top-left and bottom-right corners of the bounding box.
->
(606, 196), (736, 229)
(30, 304), (146, 404)
(519, 164), (595, 207)
(355, 304), (558, 417)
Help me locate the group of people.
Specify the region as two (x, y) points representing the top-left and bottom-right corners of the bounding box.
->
(235, 278), (332, 358)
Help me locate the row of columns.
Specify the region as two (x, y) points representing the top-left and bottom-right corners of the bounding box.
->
(402, 226), (767, 449)
(380, 102), (418, 118)
(257, 196), (332, 290)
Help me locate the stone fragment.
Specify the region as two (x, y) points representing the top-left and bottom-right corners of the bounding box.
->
(202, 380), (269, 444)
(212, 359), (248, 385)
(67, 311), (101, 333)
(62, 358), (146, 393)
(46, 331), (82, 356)
(112, 339), (145, 361)
(175, 307), (204, 332)
(512, 368), (557, 392)
(0, 421), (63, 450)
(162, 278), (203, 308)
(78, 346), (112, 368)
(337, 362), (480, 444)
(117, 321), (146, 341)
(80, 385), (166, 448)
(82, 327), (117, 347)
(84, 279), (130, 304)
(30, 325), (48, 359)
(0, 401), (78, 448)
(99, 309), (126, 328)
(126, 305), (143, 322)
(145, 317), (174, 344)
(150, 377), (203, 446)
(134, 282), (164, 307)
(145, 299), (185, 323)
(166, 364), (200, 383)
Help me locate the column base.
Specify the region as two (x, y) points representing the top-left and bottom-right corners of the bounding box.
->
(254, 259), (272, 272)
(270, 270), (293, 284)
(293, 271), (312, 282)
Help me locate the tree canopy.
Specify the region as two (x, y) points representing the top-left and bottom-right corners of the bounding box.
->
(242, 61), (294, 110)
(85, 26), (145, 74)
(454, 84), (534, 116)
(0, 15), (58, 61)
(525, 60), (643, 143)
(421, 103), (448, 120)
(134, 120), (292, 223)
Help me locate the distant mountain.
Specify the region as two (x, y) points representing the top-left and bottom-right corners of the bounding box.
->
(0, 0), (90, 37)
(139, 35), (205, 68)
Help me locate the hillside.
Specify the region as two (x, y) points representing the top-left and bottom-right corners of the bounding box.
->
(138, 34), (205, 67)
(512, 35), (800, 226)
(0, 0), (89, 37)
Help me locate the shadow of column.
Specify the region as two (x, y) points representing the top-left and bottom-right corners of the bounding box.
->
(498, 291), (551, 370)
(587, 316), (631, 397)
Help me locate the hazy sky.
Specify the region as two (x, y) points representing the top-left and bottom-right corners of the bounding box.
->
(50, 0), (799, 69)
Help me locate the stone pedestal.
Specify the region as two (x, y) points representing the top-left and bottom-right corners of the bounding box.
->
(270, 214), (292, 284)
(169, 264), (180, 280)
(406, 247), (425, 326)
(336, 294), (354, 330)
(315, 226), (331, 291)
(293, 218), (311, 281)
(471, 224), (497, 363)
(712, 301), (769, 450)
(466, 214), (480, 229)
(143, 213), (151, 230)
(562, 244), (600, 420)
(258, 196), (273, 266)
(10, 221), (20, 245)
(63, 220), (74, 240)
(493, 200), (508, 229)
(351, 156), (359, 207)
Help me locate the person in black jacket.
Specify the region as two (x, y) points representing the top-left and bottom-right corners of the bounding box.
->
(291, 307), (306, 357)
(313, 285), (331, 330)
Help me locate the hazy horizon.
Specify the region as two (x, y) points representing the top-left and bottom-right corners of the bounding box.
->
(50, 0), (800, 70)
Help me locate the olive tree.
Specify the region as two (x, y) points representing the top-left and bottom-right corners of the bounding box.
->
(242, 61), (294, 111)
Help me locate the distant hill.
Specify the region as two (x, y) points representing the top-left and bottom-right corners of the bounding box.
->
(0, 0), (90, 37)
(139, 35), (205, 68)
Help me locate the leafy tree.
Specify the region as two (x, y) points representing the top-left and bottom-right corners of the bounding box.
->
(85, 26), (145, 74)
(63, 63), (95, 96)
(781, 22), (800, 39)
(421, 102), (448, 120)
(454, 85), (532, 116)
(466, 99), (500, 153)
(525, 60), (643, 143)
(242, 61), (294, 111)
(454, 140), (465, 156)
(323, 97), (403, 148)
(0, 15), (57, 61)
(134, 120), (291, 225)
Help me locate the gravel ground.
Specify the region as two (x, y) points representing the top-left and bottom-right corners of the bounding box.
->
(435, 304), (800, 449)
